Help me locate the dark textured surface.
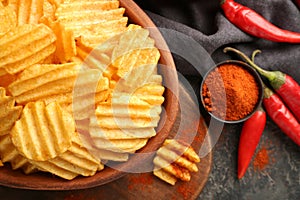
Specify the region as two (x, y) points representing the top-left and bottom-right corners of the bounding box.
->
(134, 0), (300, 199)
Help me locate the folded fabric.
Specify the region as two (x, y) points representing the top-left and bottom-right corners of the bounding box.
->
(135, 0), (300, 82)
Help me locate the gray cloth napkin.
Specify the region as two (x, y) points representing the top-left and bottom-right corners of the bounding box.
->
(135, 0), (300, 82)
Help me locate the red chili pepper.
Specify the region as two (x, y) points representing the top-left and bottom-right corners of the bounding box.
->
(220, 0), (300, 43)
(263, 86), (300, 146)
(238, 107), (266, 179)
(224, 47), (300, 123)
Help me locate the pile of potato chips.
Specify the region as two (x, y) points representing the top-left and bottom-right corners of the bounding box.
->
(153, 139), (200, 185)
(0, 0), (165, 180)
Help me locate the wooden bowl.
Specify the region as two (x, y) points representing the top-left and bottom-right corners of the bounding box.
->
(0, 0), (179, 190)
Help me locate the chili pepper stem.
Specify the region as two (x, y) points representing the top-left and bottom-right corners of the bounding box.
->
(223, 47), (275, 79)
(263, 84), (274, 99)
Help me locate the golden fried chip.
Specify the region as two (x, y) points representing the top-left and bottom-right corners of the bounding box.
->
(57, 8), (125, 26)
(0, 23), (56, 74)
(0, 134), (37, 173)
(0, 71), (17, 90)
(157, 146), (198, 173)
(153, 166), (177, 185)
(164, 139), (200, 163)
(153, 156), (191, 182)
(0, 3), (16, 36)
(92, 148), (129, 162)
(92, 137), (149, 153)
(15, 0), (44, 25)
(153, 139), (200, 184)
(30, 133), (103, 180)
(55, 0), (119, 15)
(11, 101), (75, 161)
(78, 132), (129, 162)
(43, 0), (56, 21)
(8, 63), (80, 104)
(90, 125), (156, 140)
(48, 21), (76, 63)
(9, 62), (109, 118)
(0, 87), (22, 136)
(92, 93), (161, 129)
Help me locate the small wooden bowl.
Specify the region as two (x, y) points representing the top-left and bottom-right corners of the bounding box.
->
(0, 0), (179, 190)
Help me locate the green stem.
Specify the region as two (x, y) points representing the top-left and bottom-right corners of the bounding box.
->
(263, 84), (274, 99)
(223, 47), (276, 81)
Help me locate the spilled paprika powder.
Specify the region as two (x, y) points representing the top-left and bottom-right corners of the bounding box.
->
(202, 63), (259, 121)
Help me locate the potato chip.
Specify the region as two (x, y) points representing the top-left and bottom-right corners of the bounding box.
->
(91, 148), (129, 162)
(153, 139), (200, 184)
(0, 3), (16, 36)
(11, 101), (75, 161)
(0, 23), (56, 74)
(111, 27), (152, 75)
(164, 139), (200, 163)
(92, 137), (149, 153)
(42, 0), (56, 21)
(76, 39), (112, 72)
(157, 146), (198, 173)
(78, 132), (129, 162)
(30, 133), (103, 180)
(8, 63), (109, 109)
(13, 0), (44, 25)
(93, 108), (160, 129)
(55, 0), (119, 15)
(0, 134), (37, 173)
(91, 92), (162, 131)
(90, 126), (156, 140)
(0, 87), (22, 136)
(153, 156), (191, 182)
(8, 63), (80, 103)
(57, 8), (125, 26)
(0, 68), (17, 88)
(153, 166), (177, 185)
(48, 21), (76, 63)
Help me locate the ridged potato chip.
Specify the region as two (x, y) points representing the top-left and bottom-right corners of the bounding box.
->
(153, 156), (191, 182)
(0, 23), (56, 74)
(92, 137), (149, 153)
(157, 146), (198, 173)
(11, 101), (75, 161)
(164, 139), (200, 163)
(0, 87), (22, 136)
(0, 134), (37, 174)
(153, 139), (200, 185)
(56, 0), (119, 15)
(78, 132), (129, 162)
(0, 2), (16, 36)
(15, 0), (43, 25)
(48, 20), (76, 63)
(153, 166), (177, 185)
(8, 63), (109, 113)
(92, 100), (161, 129)
(30, 133), (103, 180)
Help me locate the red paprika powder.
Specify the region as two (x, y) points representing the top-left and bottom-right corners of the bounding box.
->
(253, 147), (269, 170)
(202, 63), (259, 121)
